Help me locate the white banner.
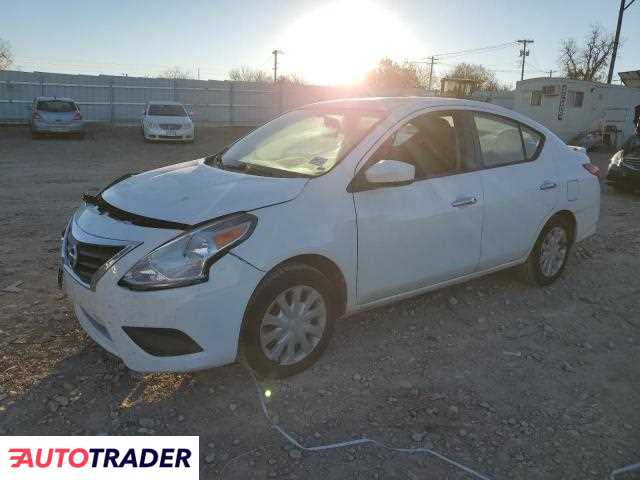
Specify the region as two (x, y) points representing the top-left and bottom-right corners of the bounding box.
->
(0, 436), (199, 480)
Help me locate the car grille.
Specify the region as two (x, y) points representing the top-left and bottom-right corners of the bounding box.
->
(65, 232), (124, 285)
(622, 155), (640, 171)
(159, 123), (182, 130)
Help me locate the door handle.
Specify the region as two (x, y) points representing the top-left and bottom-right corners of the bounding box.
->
(451, 196), (478, 207)
(539, 180), (557, 190)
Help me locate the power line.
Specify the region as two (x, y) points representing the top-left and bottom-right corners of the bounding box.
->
(418, 42), (518, 61)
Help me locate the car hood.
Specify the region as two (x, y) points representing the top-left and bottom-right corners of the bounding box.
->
(101, 159), (308, 225)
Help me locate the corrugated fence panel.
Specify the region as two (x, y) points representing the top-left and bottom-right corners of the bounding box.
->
(1, 69), (427, 125)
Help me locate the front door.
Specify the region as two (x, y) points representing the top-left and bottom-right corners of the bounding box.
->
(353, 110), (484, 304)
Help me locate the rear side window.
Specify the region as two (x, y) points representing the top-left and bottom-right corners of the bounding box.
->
(37, 100), (77, 112)
(473, 113), (544, 168)
(521, 125), (543, 160)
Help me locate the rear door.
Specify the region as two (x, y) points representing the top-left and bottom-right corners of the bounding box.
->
(472, 112), (558, 269)
(353, 110), (484, 304)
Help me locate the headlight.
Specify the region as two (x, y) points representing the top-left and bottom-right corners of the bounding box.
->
(610, 150), (623, 166)
(119, 213), (256, 290)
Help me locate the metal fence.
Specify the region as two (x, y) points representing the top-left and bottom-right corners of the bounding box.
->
(0, 70), (427, 126)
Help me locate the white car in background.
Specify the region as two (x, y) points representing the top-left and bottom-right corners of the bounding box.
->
(142, 101), (195, 142)
(62, 98), (600, 378)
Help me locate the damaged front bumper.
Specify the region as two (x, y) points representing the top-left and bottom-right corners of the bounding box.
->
(61, 203), (264, 372)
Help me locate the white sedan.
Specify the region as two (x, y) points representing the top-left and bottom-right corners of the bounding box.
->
(141, 101), (195, 142)
(62, 98), (600, 377)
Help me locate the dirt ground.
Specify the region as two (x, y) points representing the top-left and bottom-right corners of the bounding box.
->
(0, 125), (638, 480)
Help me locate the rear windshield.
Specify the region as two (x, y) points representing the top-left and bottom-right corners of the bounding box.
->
(37, 100), (77, 112)
(147, 104), (187, 116)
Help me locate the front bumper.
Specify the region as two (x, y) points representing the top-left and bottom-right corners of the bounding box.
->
(63, 208), (263, 372)
(143, 126), (195, 142)
(607, 163), (640, 186)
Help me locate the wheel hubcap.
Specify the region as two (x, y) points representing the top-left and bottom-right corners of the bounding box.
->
(259, 285), (327, 366)
(539, 226), (568, 278)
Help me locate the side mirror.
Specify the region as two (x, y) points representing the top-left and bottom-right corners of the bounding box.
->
(364, 160), (415, 186)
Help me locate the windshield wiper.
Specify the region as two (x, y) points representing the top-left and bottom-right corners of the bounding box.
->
(206, 152), (309, 178)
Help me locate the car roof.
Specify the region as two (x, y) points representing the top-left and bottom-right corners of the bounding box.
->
(147, 100), (185, 106)
(35, 96), (76, 102)
(303, 96), (552, 137)
(304, 96), (511, 113)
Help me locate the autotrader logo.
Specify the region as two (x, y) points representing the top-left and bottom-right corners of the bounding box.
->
(1, 436), (199, 480)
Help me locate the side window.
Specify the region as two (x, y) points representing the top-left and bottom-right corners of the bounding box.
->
(474, 114), (525, 167)
(521, 125), (543, 160)
(568, 90), (584, 108)
(373, 111), (474, 179)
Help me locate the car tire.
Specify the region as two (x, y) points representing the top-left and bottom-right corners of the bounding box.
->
(520, 217), (573, 286)
(242, 263), (337, 378)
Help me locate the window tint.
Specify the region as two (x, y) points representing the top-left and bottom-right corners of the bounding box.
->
(474, 114), (525, 167)
(374, 111), (473, 179)
(521, 125), (543, 160)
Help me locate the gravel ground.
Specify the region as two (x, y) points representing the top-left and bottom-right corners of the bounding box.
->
(0, 125), (639, 480)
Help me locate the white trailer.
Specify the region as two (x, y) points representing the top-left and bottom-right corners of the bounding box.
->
(514, 77), (640, 148)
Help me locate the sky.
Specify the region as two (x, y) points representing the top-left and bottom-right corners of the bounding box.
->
(2, 0), (639, 87)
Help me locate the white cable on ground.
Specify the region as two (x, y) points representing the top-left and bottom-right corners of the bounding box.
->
(610, 462), (640, 479)
(245, 366), (495, 480)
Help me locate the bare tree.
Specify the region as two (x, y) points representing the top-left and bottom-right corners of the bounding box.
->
(276, 72), (306, 85)
(444, 63), (503, 91)
(0, 39), (13, 70)
(558, 24), (615, 81)
(228, 65), (271, 83)
(365, 58), (424, 89)
(159, 66), (193, 80)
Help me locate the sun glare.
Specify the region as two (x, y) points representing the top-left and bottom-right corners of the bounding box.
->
(279, 1), (424, 86)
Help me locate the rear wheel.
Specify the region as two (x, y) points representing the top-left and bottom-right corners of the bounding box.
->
(242, 264), (336, 378)
(520, 218), (572, 286)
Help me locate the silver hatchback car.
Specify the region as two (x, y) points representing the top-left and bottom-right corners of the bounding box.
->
(30, 97), (86, 138)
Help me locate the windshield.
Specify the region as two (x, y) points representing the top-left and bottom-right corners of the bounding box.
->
(147, 104), (187, 116)
(210, 108), (385, 177)
(37, 100), (77, 112)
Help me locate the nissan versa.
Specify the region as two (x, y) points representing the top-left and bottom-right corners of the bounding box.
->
(61, 98), (601, 377)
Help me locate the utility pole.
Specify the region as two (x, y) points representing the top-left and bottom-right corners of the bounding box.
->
(548, 69), (555, 78)
(607, 0), (636, 84)
(517, 39), (534, 81)
(272, 49), (283, 83)
(427, 56), (438, 91)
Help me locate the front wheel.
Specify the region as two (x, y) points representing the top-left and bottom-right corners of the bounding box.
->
(242, 264), (336, 378)
(520, 218), (572, 286)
